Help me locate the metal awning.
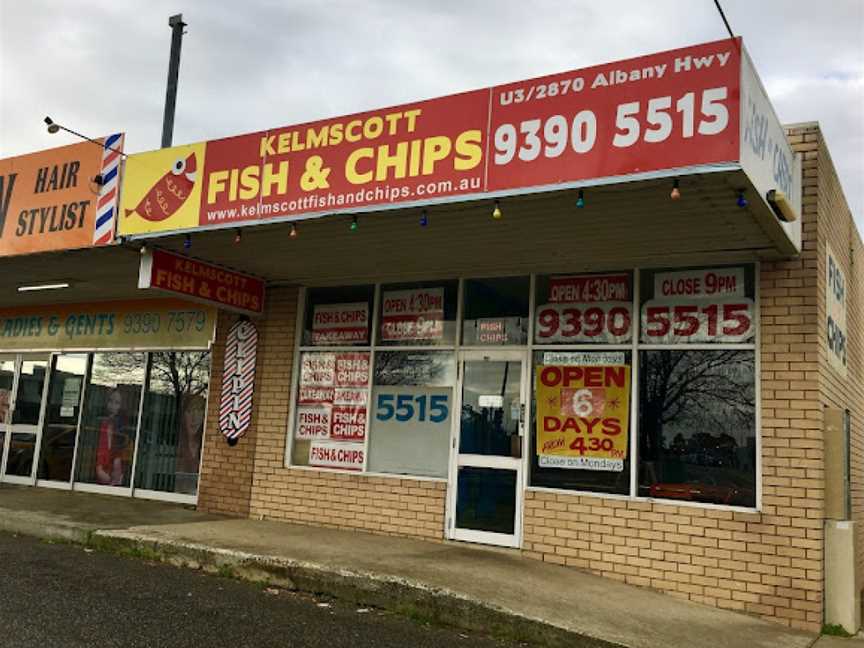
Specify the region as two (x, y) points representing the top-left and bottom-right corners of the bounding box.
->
(0, 166), (796, 308)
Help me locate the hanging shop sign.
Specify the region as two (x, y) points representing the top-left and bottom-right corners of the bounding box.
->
(826, 244), (848, 377)
(296, 351), (370, 468)
(535, 273), (632, 344)
(641, 266), (754, 344)
(311, 302), (370, 345)
(0, 298), (215, 351)
(536, 357), (630, 472)
(138, 247), (265, 315)
(0, 136), (124, 256)
(381, 287), (444, 341)
(219, 319), (258, 440)
(118, 39), (757, 238)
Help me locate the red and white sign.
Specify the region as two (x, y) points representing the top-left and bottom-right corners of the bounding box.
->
(121, 39), (747, 241)
(653, 267), (744, 299)
(295, 351), (370, 441)
(547, 273), (631, 303)
(536, 273), (632, 344)
(640, 298), (754, 343)
(642, 266), (753, 343)
(138, 247), (265, 315)
(381, 288), (445, 341)
(296, 406), (331, 439)
(311, 302), (369, 345)
(219, 319), (258, 440)
(308, 440), (365, 471)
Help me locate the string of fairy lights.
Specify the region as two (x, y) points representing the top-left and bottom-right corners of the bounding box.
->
(173, 175), (751, 252)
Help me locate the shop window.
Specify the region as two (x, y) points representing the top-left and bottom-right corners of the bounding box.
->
(0, 357), (14, 425)
(0, 357), (13, 464)
(75, 352), (146, 488)
(462, 276), (529, 346)
(291, 350), (371, 470)
(639, 265), (756, 344)
(638, 350), (756, 507)
(37, 354), (88, 482)
(529, 350), (632, 495)
(5, 357), (49, 478)
(135, 351), (211, 496)
(368, 351), (455, 477)
(378, 280), (458, 346)
(534, 272), (633, 345)
(11, 357), (49, 425)
(302, 285), (374, 347)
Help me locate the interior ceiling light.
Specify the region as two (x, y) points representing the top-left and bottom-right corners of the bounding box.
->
(17, 282), (71, 292)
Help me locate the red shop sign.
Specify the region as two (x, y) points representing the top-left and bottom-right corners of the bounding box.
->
(139, 247), (265, 315)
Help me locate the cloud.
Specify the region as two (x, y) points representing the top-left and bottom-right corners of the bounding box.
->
(1, 0), (862, 227)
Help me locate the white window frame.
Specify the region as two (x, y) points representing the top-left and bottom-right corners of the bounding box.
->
(285, 264), (762, 514)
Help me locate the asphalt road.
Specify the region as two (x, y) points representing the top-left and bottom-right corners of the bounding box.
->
(0, 532), (527, 648)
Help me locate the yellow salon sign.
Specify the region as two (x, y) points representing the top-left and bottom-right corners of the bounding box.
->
(535, 360), (630, 471)
(0, 298), (216, 351)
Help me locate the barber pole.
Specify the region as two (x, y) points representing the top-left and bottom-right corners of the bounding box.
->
(93, 133), (124, 245)
(219, 318), (258, 441)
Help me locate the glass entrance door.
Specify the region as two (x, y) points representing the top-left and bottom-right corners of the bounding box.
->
(0, 355), (16, 477)
(2, 354), (50, 483)
(449, 350), (526, 548)
(36, 354), (89, 486)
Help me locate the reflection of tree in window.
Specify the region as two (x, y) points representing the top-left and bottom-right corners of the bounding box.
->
(639, 350), (755, 507)
(140, 352), (210, 494)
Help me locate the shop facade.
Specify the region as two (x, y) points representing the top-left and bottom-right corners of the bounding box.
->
(1, 37), (860, 634)
(181, 122), (861, 633)
(0, 138), (217, 504)
(0, 299), (216, 503)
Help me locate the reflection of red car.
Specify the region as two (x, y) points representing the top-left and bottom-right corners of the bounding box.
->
(649, 481), (740, 505)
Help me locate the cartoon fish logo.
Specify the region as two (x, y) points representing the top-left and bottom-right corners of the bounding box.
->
(126, 153), (197, 222)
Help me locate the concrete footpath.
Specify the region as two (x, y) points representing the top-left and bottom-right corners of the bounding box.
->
(0, 485), (821, 648)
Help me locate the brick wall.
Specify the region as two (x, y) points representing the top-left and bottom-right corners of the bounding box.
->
(197, 310), (258, 516)
(800, 123), (864, 579)
(522, 131), (825, 632)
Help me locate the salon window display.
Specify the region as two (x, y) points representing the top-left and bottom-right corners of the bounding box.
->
(76, 353), (146, 488)
(136, 351), (211, 495)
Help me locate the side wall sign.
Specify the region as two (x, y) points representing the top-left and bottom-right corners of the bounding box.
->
(826, 244), (848, 377)
(219, 319), (258, 441)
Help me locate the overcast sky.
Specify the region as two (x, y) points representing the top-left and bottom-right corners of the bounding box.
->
(1, 0), (862, 229)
